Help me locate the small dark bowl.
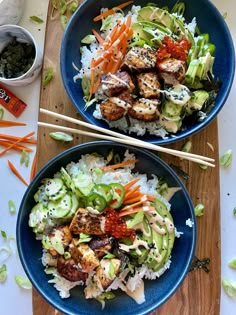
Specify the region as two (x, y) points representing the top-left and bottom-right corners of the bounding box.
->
(60, 0), (235, 145)
(17, 141), (196, 315)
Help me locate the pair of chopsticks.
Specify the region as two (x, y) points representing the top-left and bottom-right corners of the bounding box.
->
(38, 108), (215, 167)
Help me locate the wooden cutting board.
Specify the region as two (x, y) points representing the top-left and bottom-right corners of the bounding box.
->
(33, 3), (221, 314)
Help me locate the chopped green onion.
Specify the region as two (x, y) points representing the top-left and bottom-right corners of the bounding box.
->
(171, 1), (185, 15)
(43, 67), (54, 88)
(49, 131), (73, 142)
(64, 251), (71, 259)
(78, 233), (92, 243)
(15, 276), (32, 289)
(181, 140), (192, 153)
(60, 15), (68, 29)
(81, 35), (96, 44)
(0, 264), (7, 283)
(8, 200), (16, 214)
(20, 150), (30, 167)
(103, 253), (115, 259)
(228, 258), (236, 269)
(106, 149), (114, 163)
(51, 238), (64, 255)
(108, 261), (115, 278)
(44, 266), (56, 274)
(194, 203), (204, 216)
(114, 154), (121, 164)
(29, 16), (44, 23)
(0, 108), (4, 120)
(220, 149), (233, 168)
(69, 1), (78, 13)
(1, 230), (7, 239)
(199, 164), (208, 170)
(222, 279), (236, 298)
(52, 0), (58, 9)
(223, 12), (228, 19)
(59, 0), (67, 15)
(233, 207), (236, 217)
(0, 246), (11, 261)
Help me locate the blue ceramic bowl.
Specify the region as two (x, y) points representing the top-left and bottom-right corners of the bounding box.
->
(17, 141), (196, 315)
(60, 0), (235, 145)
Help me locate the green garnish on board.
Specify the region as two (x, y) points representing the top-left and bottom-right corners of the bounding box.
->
(8, 200), (16, 214)
(42, 67), (54, 87)
(49, 131), (73, 142)
(29, 16), (44, 23)
(15, 276), (32, 289)
(194, 203), (204, 216)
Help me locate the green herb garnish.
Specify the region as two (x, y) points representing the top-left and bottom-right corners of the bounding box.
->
(20, 150), (30, 167)
(49, 131), (73, 142)
(30, 16), (44, 23)
(0, 264), (7, 283)
(228, 258), (236, 269)
(42, 67), (54, 88)
(222, 279), (236, 298)
(8, 200), (16, 214)
(194, 203), (204, 216)
(220, 149), (233, 168)
(0, 108), (4, 120)
(15, 276), (32, 289)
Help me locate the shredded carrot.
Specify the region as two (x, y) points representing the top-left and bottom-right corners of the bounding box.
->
(124, 193), (155, 204)
(119, 205), (155, 217)
(124, 185), (141, 201)
(124, 178), (140, 191)
(121, 196), (149, 211)
(8, 160), (29, 186)
(0, 131), (35, 157)
(0, 120), (26, 127)
(101, 159), (138, 171)
(93, 1), (134, 21)
(0, 140), (33, 152)
(30, 153), (37, 182)
(92, 29), (105, 45)
(0, 133), (37, 144)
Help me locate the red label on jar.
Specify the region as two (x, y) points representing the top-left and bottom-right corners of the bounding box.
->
(0, 84), (27, 117)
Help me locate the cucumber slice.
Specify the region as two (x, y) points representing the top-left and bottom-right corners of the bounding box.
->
(29, 203), (48, 228)
(72, 173), (94, 196)
(44, 178), (67, 201)
(48, 194), (72, 219)
(162, 100), (183, 119)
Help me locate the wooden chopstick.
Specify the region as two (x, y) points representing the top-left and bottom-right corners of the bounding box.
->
(38, 118), (215, 167)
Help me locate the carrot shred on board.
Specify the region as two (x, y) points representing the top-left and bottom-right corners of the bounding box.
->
(0, 120), (27, 127)
(0, 134), (37, 144)
(0, 131), (35, 157)
(8, 160), (29, 186)
(93, 1), (134, 21)
(30, 153), (37, 182)
(101, 159), (138, 171)
(0, 140), (32, 152)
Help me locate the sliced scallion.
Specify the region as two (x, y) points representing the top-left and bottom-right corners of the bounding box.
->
(194, 203), (204, 216)
(108, 261), (115, 278)
(220, 149), (233, 168)
(1, 230), (7, 239)
(222, 279), (236, 298)
(15, 276), (32, 289)
(20, 150), (30, 167)
(43, 67), (54, 88)
(0, 264), (7, 283)
(0, 108), (4, 120)
(228, 258), (236, 269)
(49, 131), (73, 142)
(103, 253), (115, 259)
(8, 200), (16, 214)
(30, 16), (44, 23)
(233, 207), (236, 217)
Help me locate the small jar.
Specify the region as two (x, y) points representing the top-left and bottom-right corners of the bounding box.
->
(0, 0), (25, 26)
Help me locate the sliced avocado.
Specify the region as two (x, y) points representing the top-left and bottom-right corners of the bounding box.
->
(137, 7), (174, 31)
(131, 22), (153, 44)
(154, 198), (175, 263)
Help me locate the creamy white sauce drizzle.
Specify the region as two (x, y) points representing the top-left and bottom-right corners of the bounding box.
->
(109, 97), (131, 109)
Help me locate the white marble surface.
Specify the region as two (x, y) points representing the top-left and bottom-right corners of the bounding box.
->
(0, 0), (235, 314)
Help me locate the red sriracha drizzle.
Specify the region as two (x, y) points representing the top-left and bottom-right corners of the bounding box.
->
(157, 35), (192, 62)
(104, 208), (136, 241)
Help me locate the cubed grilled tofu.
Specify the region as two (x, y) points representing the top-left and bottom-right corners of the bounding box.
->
(48, 225), (72, 258)
(100, 98), (126, 121)
(69, 208), (105, 235)
(128, 98), (161, 122)
(57, 256), (88, 282)
(89, 237), (113, 258)
(121, 47), (157, 73)
(95, 258), (121, 289)
(100, 90), (133, 121)
(156, 58), (186, 85)
(77, 243), (100, 272)
(137, 72), (161, 98)
(100, 71), (135, 97)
